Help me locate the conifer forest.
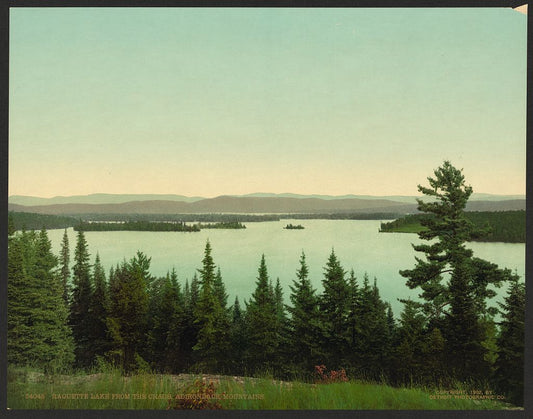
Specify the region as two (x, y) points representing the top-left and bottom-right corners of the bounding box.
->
(7, 162), (525, 408)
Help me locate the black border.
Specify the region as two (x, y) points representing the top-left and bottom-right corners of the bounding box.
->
(1, 1), (530, 418)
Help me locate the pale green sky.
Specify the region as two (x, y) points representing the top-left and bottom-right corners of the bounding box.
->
(9, 7), (527, 198)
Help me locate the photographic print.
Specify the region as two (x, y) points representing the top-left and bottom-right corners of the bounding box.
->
(6, 6), (527, 411)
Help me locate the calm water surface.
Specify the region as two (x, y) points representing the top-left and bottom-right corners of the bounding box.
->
(48, 220), (525, 315)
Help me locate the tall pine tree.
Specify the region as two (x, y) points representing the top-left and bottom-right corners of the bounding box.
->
(164, 268), (186, 373)
(214, 267), (229, 311)
(35, 229), (75, 372)
(355, 275), (389, 380)
(391, 299), (426, 385)
(70, 230), (93, 369)
(7, 233), (34, 367)
(319, 250), (349, 369)
(345, 269), (361, 373)
(286, 252), (323, 375)
(88, 253), (111, 364)
(193, 241), (230, 372)
(399, 161), (514, 382)
(445, 261), (489, 381)
(230, 296), (248, 375)
(8, 229), (74, 372)
(181, 274), (200, 370)
(272, 277), (288, 375)
(107, 252), (151, 373)
(145, 269), (184, 372)
(59, 229), (70, 305)
(246, 254), (278, 374)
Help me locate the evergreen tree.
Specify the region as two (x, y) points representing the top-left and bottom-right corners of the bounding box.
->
(355, 275), (389, 380)
(383, 303), (397, 379)
(421, 327), (446, 386)
(70, 230), (93, 369)
(400, 161), (511, 318)
(183, 278), (190, 303)
(8, 230), (74, 372)
(88, 253), (110, 364)
(146, 269), (184, 372)
(286, 252), (323, 375)
(391, 299), (426, 385)
(7, 232), (34, 365)
(385, 304), (396, 347)
(319, 250), (350, 369)
(193, 241), (230, 372)
(274, 278), (285, 326)
(165, 268), (186, 373)
(230, 296), (248, 374)
(107, 252), (151, 373)
(35, 229), (75, 372)
(130, 251), (153, 287)
(59, 229), (70, 305)
(181, 274), (200, 369)
(7, 235), (30, 367)
(190, 274), (200, 313)
(272, 277), (288, 374)
(345, 269), (361, 372)
(399, 161), (514, 382)
(145, 274), (167, 368)
(445, 262), (489, 381)
(214, 267), (229, 310)
(107, 265), (118, 313)
(494, 278), (525, 406)
(480, 315), (499, 373)
(246, 254), (278, 373)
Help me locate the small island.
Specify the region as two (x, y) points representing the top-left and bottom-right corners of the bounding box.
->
(284, 223), (305, 230)
(196, 222), (246, 229)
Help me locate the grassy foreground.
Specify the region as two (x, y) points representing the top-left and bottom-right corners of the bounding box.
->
(7, 367), (515, 410)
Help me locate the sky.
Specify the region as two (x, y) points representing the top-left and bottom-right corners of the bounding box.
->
(9, 7), (527, 198)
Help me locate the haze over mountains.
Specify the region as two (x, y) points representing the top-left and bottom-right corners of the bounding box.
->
(8, 193), (526, 215)
(237, 192), (526, 203)
(8, 193), (205, 206)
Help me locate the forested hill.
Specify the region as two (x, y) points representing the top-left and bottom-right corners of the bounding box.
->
(7, 196), (413, 214)
(380, 211), (525, 243)
(7, 196), (525, 215)
(8, 211), (79, 231)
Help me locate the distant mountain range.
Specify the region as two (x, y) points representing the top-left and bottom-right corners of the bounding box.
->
(237, 192), (526, 203)
(7, 193), (526, 215)
(9, 192), (525, 206)
(8, 193), (205, 206)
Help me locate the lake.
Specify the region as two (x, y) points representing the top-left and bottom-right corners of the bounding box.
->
(47, 220), (525, 316)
